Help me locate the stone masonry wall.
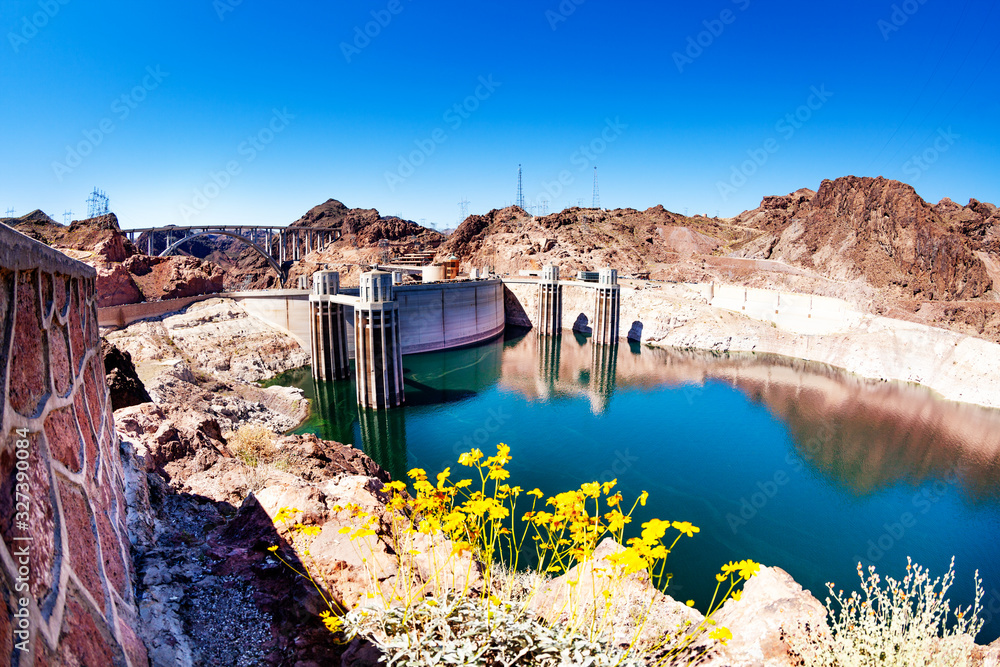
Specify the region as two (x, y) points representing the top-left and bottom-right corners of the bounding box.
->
(0, 223), (147, 666)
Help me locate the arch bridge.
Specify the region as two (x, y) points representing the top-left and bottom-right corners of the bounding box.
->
(123, 224), (344, 280)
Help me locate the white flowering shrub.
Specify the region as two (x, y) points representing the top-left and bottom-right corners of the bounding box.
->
(795, 557), (984, 667)
(341, 594), (650, 666)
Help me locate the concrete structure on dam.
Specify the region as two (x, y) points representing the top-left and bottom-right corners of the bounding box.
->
(509, 265), (623, 344)
(503, 274), (862, 342)
(352, 271), (405, 409)
(98, 278), (506, 359)
(305, 271), (504, 409)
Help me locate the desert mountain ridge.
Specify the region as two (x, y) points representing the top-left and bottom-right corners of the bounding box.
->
(5, 176), (999, 340)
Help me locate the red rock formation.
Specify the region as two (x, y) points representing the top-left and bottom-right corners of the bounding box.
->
(733, 176), (994, 301)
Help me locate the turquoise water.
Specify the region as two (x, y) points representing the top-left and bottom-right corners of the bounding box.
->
(268, 329), (1000, 642)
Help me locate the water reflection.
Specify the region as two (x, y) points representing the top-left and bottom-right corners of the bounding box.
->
(280, 335), (506, 480)
(281, 330), (1000, 501)
(498, 333), (1000, 500)
(358, 408), (408, 483)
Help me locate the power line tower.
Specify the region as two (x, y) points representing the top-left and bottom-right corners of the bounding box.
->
(4, 208), (14, 218)
(516, 165), (525, 210)
(86, 188), (109, 218)
(458, 198), (470, 222)
(539, 198), (549, 216)
(592, 167), (600, 209)
(63, 210), (73, 224)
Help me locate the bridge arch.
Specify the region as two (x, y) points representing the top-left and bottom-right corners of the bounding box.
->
(158, 230), (285, 281)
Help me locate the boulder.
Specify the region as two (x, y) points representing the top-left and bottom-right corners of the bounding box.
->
(704, 566), (827, 667)
(101, 339), (151, 410)
(96, 263), (143, 307)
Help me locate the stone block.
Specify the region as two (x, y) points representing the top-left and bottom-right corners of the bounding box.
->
(58, 479), (108, 615)
(11, 270), (49, 418)
(0, 430), (59, 611)
(44, 406), (83, 473)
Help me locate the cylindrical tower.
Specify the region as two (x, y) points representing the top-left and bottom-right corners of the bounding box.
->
(592, 268), (620, 345)
(537, 264), (562, 336)
(355, 271), (405, 409)
(309, 271), (350, 382)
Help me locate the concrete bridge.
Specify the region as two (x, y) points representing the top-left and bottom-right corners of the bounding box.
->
(123, 224), (344, 280)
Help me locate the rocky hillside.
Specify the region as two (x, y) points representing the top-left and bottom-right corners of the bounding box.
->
(443, 176), (1000, 340)
(730, 177), (995, 302)
(273, 199), (445, 288)
(441, 204), (743, 277)
(6, 212), (226, 307)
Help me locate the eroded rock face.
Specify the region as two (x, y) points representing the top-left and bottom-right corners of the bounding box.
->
(734, 176), (994, 302)
(118, 410), (392, 665)
(96, 262), (144, 307)
(105, 298), (310, 384)
(124, 254), (226, 301)
(101, 339), (152, 410)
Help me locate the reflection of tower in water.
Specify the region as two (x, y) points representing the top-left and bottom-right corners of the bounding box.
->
(536, 332), (562, 395)
(589, 340), (618, 415)
(358, 407), (408, 484)
(312, 378), (358, 446)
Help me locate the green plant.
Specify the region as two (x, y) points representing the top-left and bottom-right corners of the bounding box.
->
(271, 444), (759, 665)
(227, 424), (277, 468)
(794, 558), (984, 666)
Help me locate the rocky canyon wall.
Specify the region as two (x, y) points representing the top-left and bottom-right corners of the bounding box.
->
(0, 223), (146, 666)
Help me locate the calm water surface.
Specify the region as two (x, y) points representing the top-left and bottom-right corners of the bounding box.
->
(268, 329), (1000, 641)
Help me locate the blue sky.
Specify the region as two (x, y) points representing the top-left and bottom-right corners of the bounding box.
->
(1, 0), (998, 230)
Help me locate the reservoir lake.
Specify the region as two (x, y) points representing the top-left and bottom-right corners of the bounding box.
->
(267, 329), (1000, 642)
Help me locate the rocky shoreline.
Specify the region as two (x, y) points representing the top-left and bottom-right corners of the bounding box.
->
(622, 282), (1000, 410)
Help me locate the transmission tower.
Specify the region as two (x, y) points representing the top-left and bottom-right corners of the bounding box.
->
(516, 165), (525, 210)
(458, 198), (470, 222)
(86, 188), (109, 218)
(4, 208), (13, 218)
(539, 198), (549, 216)
(592, 167), (600, 209)
(63, 210), (73, 224)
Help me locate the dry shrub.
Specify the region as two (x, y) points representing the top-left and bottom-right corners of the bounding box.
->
(228, 424), (277, 468)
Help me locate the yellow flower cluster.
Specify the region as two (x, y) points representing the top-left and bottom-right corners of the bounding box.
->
(266, 443), (761, 659)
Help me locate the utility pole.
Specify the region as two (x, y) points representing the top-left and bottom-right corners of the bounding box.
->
(592, 167), (600, 209)
(516, 165), (525, 210)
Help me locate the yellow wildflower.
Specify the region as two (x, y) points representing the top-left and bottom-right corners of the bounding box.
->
(672, 521), (700, 538)
(709, 627), (732, 644)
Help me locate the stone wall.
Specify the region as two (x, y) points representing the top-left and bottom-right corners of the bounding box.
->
(0, 224), (147, 666)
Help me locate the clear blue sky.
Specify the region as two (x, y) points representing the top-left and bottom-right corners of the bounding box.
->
(2, 0), (998, 230)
